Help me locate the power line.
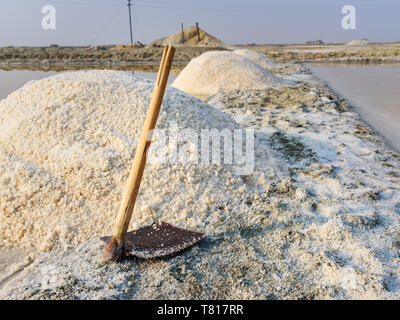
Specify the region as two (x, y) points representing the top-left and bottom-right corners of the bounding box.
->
(131, 5), (146, 44)
(91, 1), (125, 44)
(133, 2), (245, 13)
(41, 0), (121, 6)
(39, 0), (244, 13)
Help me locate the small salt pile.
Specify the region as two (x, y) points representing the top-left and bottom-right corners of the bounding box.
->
(233, 49), (281, 70)
(347, 39), (369, 46)
(172, 51), (291, 98)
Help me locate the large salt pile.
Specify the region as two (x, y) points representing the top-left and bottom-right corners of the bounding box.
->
(172, 51), (291, 98)
(149, 26), (228, 48)
(233, 49), (280, 70)
(0, 70), (259, 252)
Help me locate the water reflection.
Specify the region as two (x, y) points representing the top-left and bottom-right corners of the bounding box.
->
(310, 64), (400, 153)
(0, 67), (179, 100)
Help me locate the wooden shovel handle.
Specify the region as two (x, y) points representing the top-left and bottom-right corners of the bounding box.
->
(112, 45), (175, 248)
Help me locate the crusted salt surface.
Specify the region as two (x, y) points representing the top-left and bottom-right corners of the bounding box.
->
(172, 51), (292, 98)
(1, 69), (400, 300)
(204, 84), (400, 299)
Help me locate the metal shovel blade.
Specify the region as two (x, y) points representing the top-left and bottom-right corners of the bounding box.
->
(101, 222), (205, 259)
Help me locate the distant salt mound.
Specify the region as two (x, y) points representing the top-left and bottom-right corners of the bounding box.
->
(149, 26), (229, 48)
(0, 70), (248, 252)
(172, 51), (291, 98)
(233, 49), (280, 69)
(347, 39), (369, 46)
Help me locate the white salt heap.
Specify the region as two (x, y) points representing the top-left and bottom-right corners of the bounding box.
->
(233, 49), (280, 70)
(0, 70), (255, 252)
(172, 51), (291, 98)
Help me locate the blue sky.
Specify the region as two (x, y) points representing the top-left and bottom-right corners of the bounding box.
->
(0, 0), (399, 46)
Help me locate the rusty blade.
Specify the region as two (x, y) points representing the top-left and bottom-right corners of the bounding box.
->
(101, 222), (205, 259)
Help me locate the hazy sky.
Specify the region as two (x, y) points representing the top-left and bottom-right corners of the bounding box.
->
(0, 0), (399, 46)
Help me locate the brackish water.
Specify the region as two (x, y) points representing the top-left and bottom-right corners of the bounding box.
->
(0, 69), (177, 100)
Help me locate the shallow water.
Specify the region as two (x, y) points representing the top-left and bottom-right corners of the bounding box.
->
(0, 69), (177, 100)
(310, 64), (400, 153)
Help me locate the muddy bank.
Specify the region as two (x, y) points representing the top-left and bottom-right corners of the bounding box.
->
(0, 46), (226, 69)
(256, 44), (400, 64)
(1, 44), (400, 69)
(0, 64), (185, 75)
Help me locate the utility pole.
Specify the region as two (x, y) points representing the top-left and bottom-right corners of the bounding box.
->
(127, 0), (133, 46)
(181, 23), (185, 43)
(196, 22), (200, 42)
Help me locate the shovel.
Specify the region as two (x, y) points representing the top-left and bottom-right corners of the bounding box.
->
(103, 45), (205, 261)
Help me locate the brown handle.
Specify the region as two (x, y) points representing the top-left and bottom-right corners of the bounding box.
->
(111, 45), (175, 248)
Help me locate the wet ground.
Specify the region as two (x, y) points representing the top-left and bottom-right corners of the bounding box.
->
(310, 64), (400, 153)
